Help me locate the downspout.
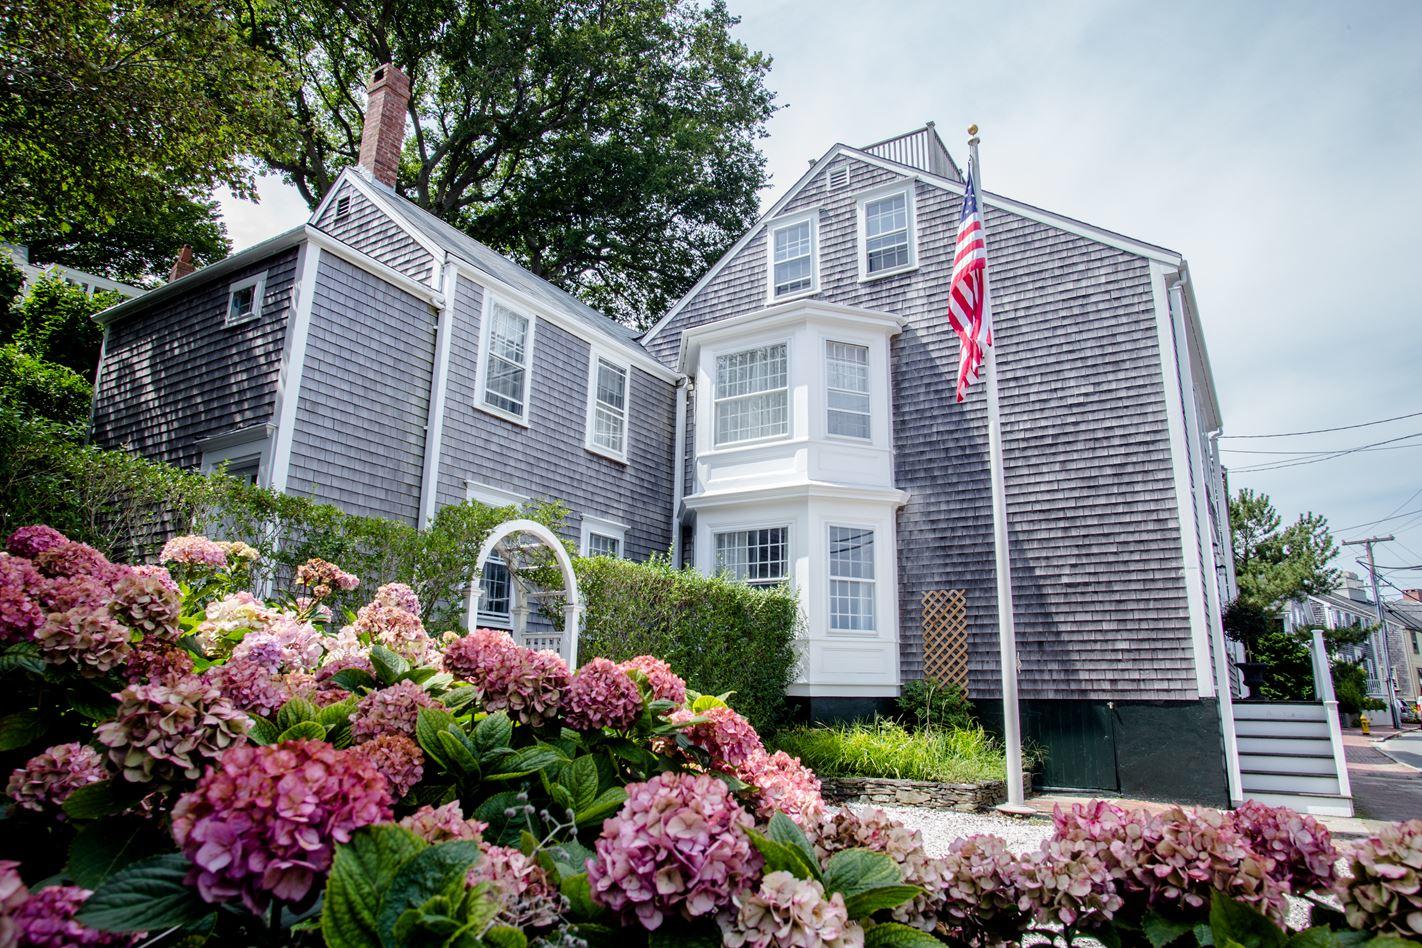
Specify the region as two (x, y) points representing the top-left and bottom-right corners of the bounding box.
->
(1169, 276), (1244, 806)
(419, 256), (457, 529)
(670, 378), (690, 567)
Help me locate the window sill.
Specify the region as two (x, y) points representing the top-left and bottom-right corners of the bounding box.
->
(585, 442), (629, 465)
(707, 433), (798, 456)
(475, 401), (531, 428)
(858, 263), (919, 284)
(224, 313), (260, 329)
(767, 286), (819, 306)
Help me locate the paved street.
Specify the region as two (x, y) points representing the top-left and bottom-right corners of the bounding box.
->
(1342, 727), (1422, 824)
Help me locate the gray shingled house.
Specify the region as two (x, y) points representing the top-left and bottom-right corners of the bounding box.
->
(92, 65), (1246, 806)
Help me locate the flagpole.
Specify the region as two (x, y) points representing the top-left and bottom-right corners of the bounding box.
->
(968, 127), (1032, 816)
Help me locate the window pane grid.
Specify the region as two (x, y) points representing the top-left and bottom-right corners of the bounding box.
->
(483, 303), (531, 416)
(714, 344), (789, 445)
(828, 526), (875, 631)
(864, 194), (910, 274)
(772, 220), (814, 296)
(480, 560), (512, 622)
(591, 359), (628, 454)
(587, 533), (621, 558)
(826, 342), (871, 439)
(715, 528), (787, 588)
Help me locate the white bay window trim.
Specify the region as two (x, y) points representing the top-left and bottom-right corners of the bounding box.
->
(580, 515), (628, 558)
(828, 524), (877, 633)
(765, 210), (820, 302)
(584, 349), (631, 462)
(713, 341), (790, 447)
(856, 183), (917, 281)
(476, 295), (536, 426)
(225, 271), (268, 327)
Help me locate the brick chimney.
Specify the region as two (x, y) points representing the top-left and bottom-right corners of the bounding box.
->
(167, 245), (195, 282)
(1404, 589), (1422, 602)
(357, 63), (411, 187)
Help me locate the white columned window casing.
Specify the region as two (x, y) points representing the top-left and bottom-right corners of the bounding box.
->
(765, 210), (820, 302)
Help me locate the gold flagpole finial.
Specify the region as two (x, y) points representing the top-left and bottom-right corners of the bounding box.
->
(967, 123), (978, 136)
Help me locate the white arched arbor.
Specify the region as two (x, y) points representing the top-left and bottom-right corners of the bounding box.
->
(466, 518), (582, 668)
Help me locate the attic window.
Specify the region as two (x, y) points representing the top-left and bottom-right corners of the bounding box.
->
(827, 166), (850, 190)
(334, 194), (351, 220)
(225, 271), (267, 327)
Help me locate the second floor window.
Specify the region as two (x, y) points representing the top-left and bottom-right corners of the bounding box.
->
(587, 356), (629, 458)
(859, 186), (916, 278)
(481, 301), (533, 420)
(715, 527), (788, 589)
(826, 341), (871, 439)
(769, 213), (817, 299)
(714, 343), (788, 446)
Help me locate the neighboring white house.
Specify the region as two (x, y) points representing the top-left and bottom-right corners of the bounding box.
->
(3, 244), (145, 300)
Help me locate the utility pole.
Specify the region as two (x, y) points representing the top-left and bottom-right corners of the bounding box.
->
(1344, 536), (1400, 728)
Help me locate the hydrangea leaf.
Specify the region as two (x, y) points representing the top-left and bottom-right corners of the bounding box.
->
(843, 884), (924, 920)
(75, 853), (211, 933)
(562, 754), (599, 812)
(1144, 909), (1200, 948)
(61, 779), (130, 819)
(330, 668), (377, 693)
(369, 645), (410, 685)
(473, 711), (513, 754)
(0, 642), (44, 676)
(436, 729), (481, 776)
(66, 819), (168, 889)
(321, 824), (427, 948)
(375, 840), (483, 947)
(247, 716), (280, 745)
(278, 720), (327, 742)
(766, 811), (821, 879)
(862, 921), (949, 947)
(691, 694), (727, 713)
(745, 827), (820, 882)
(483, 924), (529, 948)
(1208, 893), (1287, 948)
(0, 711), (45, 750)
(823, 848), (903, 900)
(317, 696), (359, 728)
(648, 919), (722, 947)
(276, 697), (319, 731)
(548, 840), (597, 883)
(415, 706), (457, 769)
(573, 787), (628, 828)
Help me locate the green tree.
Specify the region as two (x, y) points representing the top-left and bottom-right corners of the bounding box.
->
(6, 274), (119, 379)
(0, 0), (289, 281)
(258, 0), (775, 327)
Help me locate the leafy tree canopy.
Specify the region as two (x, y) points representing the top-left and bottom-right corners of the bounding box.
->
(0, 0), (290, 281)
(258, 0), (776, 327)
(1230, 487), (1340, 613)
(4, 274), (118, 380)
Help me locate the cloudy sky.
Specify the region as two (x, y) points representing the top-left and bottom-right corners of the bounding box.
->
(216, 0), (1422, 590)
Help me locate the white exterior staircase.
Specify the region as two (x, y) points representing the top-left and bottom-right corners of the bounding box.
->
(1234, 700), (1353, 817)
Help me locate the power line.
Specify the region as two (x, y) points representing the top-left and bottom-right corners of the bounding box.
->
(1221, 443), (1422, 456)
(1221, 409), (1422, 440)
(1340, 504), (1422, 532)
(1230, 430), (1422, 473)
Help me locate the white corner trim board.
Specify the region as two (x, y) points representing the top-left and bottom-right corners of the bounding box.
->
(419, 262), (460, 528)
(267, 242), (322, 494)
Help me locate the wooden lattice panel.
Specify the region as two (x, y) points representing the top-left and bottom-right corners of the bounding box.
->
(921, 589), (969, 688)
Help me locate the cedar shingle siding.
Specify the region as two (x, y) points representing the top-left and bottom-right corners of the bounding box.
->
(648, 156), (1198, 702)
(92, 247), (299, 468)
(313, 182), (436, 284)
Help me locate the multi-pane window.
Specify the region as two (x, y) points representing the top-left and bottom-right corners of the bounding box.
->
(862, 191), (912, 275)
(770, 217), (815, 298)
(588, 357), (629, 457)
(586, 532), (621, 558)
(482, 302), (532, 418)
(225, 273), (266, 327)
(480, 560), (513, 625)
(714, 344), (789, 446)
(826, 341), (871, 439)
(828, 526), (876, 632)
(715, 527), (788, 589)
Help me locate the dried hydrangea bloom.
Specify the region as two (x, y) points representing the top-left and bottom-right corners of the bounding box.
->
(193, 592), (279, 656)
(171, 740), (392, 912)
(293, 558), (359, 600)
(346, 601), (438, 666)
(935, 834), (1034, 943)
(617, 655), (687, 704)
(812, 807), (945, 930)
(1133, 806), (1286, 923)
(373, 582), (421, 615)
(467, 844), (567, 930)
(158, 535), (227, 569)
(399, 802), (488, 844)
(350, 680), (438, 743)
(0, 859), (27, 948)
(0, 555), (47, 643)
(124, 638), (195, 685)
(722, 871), (863, 948)
(232, 614), (324, 672)
(108, 569), (181, 637)
(736, 749), (824, 828)
(1337, 818), (1422, 938)
(94, 677), (249, 788)
(563, 657), (643, 731)
(1231, 800), (1338, 894)
(6, 525), (68, 559)
(1016, 838), (1124, 932)
(588, 770), (761, 930)
(14, 885), (139, 946)
(350, 733), (424, 799)
(668, 705), (764, 772)
(35, 606), (132, 675)
(34, 541), (118, 582)
(37, 574), (110, 615)
(7, 743), (108, 813)
(202, 656), (287, 718)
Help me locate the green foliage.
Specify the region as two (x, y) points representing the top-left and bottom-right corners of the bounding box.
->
(258, 0), (775, 327)
(1333, 661), (1386, 716)
(573, 554), (799, 731)
(769, 719), (1008, 784)
(0, 345), (93, 425)
(0, 255), (22, 340)
(896, 677), (976, 730)
(7, 273), (117, 377)
(74, 853), (212, 933)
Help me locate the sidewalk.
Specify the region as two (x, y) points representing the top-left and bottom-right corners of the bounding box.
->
(1339, 727), (1420, 827)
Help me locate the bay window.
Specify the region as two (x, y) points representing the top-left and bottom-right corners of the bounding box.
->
(715, 527), (788, 589)
(828, 526), (876, 632)
(714, 343), (789, 446)
(825, 341), (871, 439)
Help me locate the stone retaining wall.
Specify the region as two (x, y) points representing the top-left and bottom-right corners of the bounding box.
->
(820, 775), (1032, 812)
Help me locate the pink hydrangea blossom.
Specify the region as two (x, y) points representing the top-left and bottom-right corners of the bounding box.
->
(232, 615), (324, 672)
(33, 541), (119, 582)
(466, 845), (566, 930)
(35, 606), (132, 675)
(1231, 800), (1338, 894)
(158, 535), (228, 569)
(349, 733), (424, 799)
(124, 638), (195, 685)
(0, 555), (46, 643)
(14, 885), (139, 946)
(443, 627), (519, 685)
(95, 677), (249, 787)
(345, 601), (438, 665)
(5, 525), (68, 560)
(588, 770), (761, 930)
(1337, 818), (1422, 938)
(171, 740), (392, 912)
(563, 657), (643, 731)
(617, 655), (687, 704)
(7, 743), (108, 813)
(293, 558), (359, 600)
(350, 680), (438, 743)
(203, 656), (287, 718)
(1016, 839), (1124, 931)
(812, 807), (946, 930)
(721, 871), (863, 948)
(374, 582), (421, 615)
(37, 574), (112, 614)
(935, 834), (1034, 944)
(736, 749), (824, 828)
(193, 592), (279, 656)
(668, 705), (763, 771)
(108, 569), (181, 637)
(0, 860), (27, 948)
(399, 802), (488, 843)
(443, 630), (568, 727)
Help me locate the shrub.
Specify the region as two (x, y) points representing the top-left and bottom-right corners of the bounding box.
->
(574, 554), (798, 732)
(897, 676), (976, 730)
(0, 345), (92, 426)
(769, 719), (1007, 784)
(1334, 660), (1385, 715)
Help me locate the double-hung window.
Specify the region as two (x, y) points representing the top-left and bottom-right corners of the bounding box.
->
(580, 516), (627, 558)
(586, 355), (629, 459)
(479, 560), (513, 627)
(859, 186), (916, 278)
(825, 341), (871, 439)
(714, 343), (789, 446)
(480, 301), (534, 421)
(768, 213), (818, 300)
(828, 526), (876, 632)
(715, 527), (788, 589)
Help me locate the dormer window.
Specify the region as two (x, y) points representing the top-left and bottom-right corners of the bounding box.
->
(857, 184), (917, 279)
(225, 272), (267, 327)
(767, 211), (818, 301)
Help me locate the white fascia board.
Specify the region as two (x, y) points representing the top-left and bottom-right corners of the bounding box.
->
(1177, 260), (1223, 431)
(304, 226), (444, 306)
(335, 170), (449, 284)
(684, 482), (910, 510)
(451, 261), (680, 384)
(677, 299), (906, 373)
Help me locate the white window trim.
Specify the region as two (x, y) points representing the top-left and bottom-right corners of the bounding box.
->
(580, 515), (628, 557)
(711, 339), (792, 449)
(713, 523), (792, 589)
(765, 209), (820, 303)
(475, 293), (536, 427)
(465, 480), (529, 509)
(824, 339), (872, 443)
(225, 271), (268, 327)
(856, 183), (918, 282)
(200, 427), (272, 485)
(583, 348), (632, 463)
(827, 522), (878, 634)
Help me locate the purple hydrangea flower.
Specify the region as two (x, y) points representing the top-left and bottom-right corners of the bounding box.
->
(349, 680), (438, 743)
(5, 525), (68, 560)
(617, 655), (688, 704)
(293, 558), (359, 600)
(14, 885), (139, 946)
(94, 677), (249, 788)
(346, 601), (437, 665)
(108, 569), (181, 637)
(34, 541), (118, 581)
(0, 860), (27, 947)
(35, 606), (132, 676)
(202, 656), (287, 718)
(0, 555), (46, 643)
(373, 582), (421, 615)
(399, 802), (488, 843)
(443, 630), (568, 727)
(668, 705), (764, 771)
(563, 657), (642, 731)
(721, 871), (863, 948)
(7, 743), (108, 814)
(935, 834), (1034, 943)
(1232, 799), (1339, 894)
(349, 733), (424, 799)
(737, 749), (824, 828)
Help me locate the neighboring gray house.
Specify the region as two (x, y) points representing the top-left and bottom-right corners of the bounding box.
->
(92, 66), (1241, 805)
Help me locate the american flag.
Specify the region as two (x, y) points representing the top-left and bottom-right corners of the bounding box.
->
(947, 168), (991, 402)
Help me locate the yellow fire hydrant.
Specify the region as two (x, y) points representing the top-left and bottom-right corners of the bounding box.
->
(1360, 713), (1370, 735)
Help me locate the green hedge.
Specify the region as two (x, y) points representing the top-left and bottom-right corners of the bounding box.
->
(574, 555), (799, 731)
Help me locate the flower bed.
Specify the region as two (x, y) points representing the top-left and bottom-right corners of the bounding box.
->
(0, 523), (1418, 946)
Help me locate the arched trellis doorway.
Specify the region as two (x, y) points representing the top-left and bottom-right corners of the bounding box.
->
(466, 519), (581, 668)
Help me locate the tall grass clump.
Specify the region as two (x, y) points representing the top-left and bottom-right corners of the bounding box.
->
(769, 719), (1007, 783)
